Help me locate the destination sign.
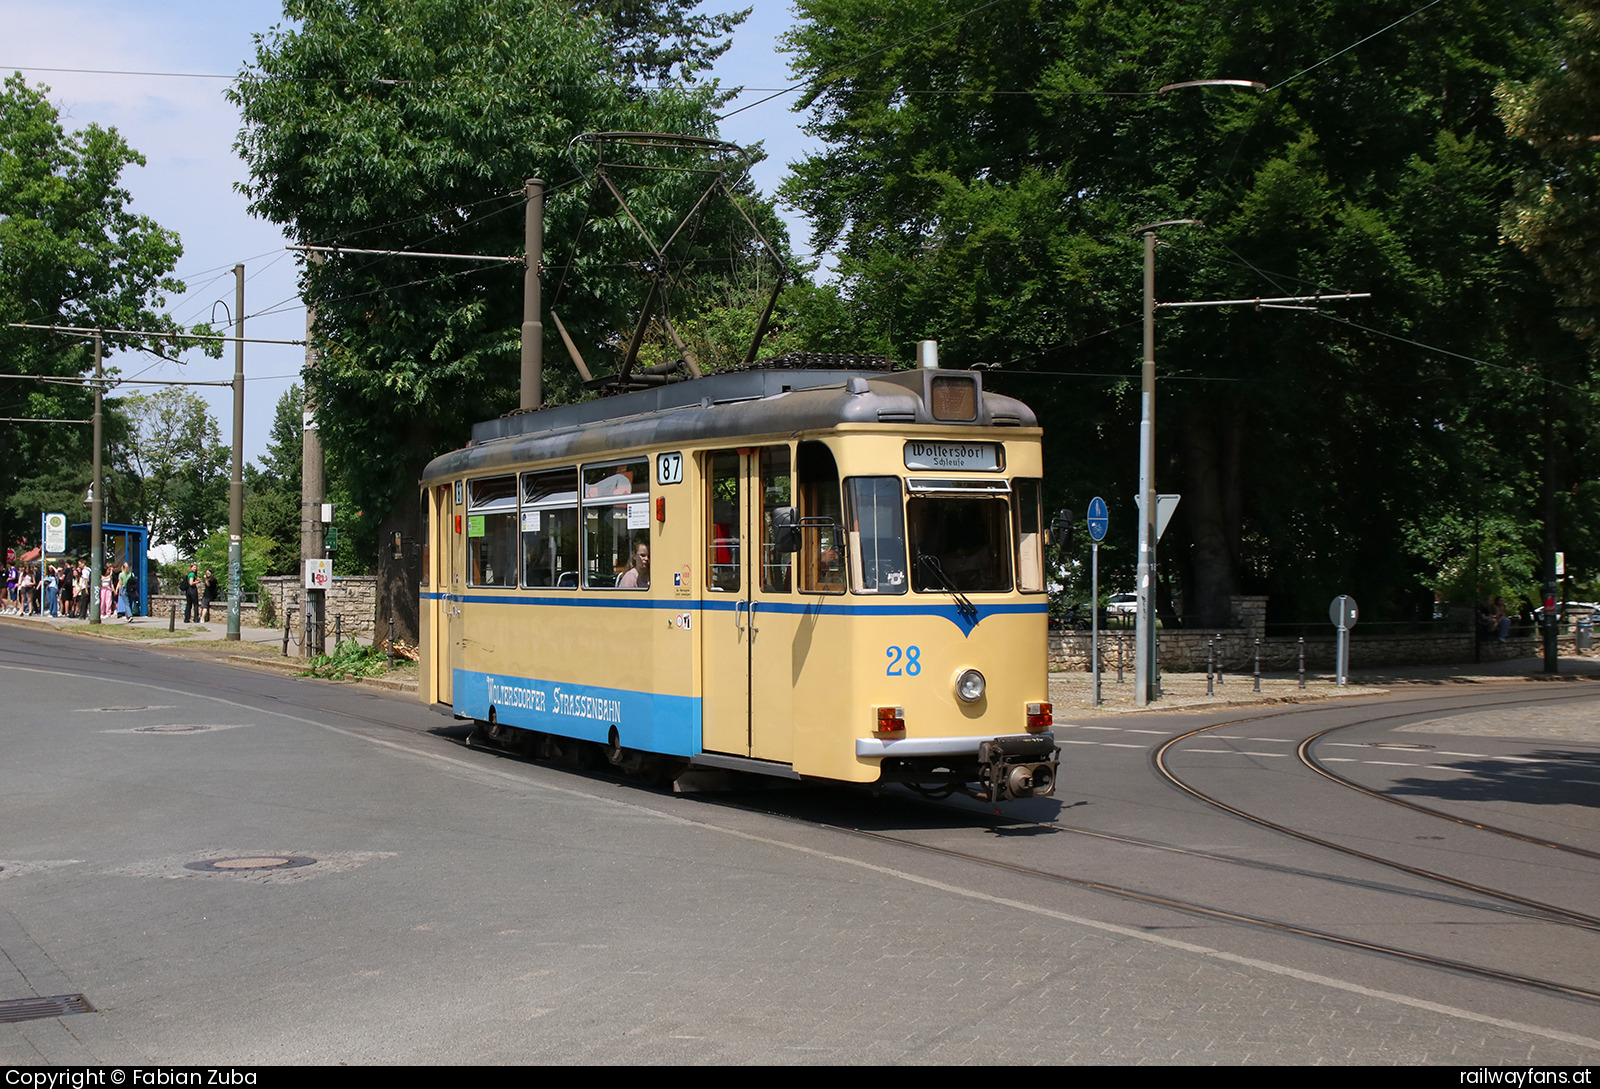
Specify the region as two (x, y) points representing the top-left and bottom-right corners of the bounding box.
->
(903, 441), (1002, 472)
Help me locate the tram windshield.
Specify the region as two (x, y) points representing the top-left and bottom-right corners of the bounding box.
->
(907, 496), (1013, 593)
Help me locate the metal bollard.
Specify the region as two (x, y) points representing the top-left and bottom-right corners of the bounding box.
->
(1215, 633), (1224, 684)
(1154, 636), (1162, 699)
(335, 614), (342, 648)
(1206, 639), (1215, 696)
(1253, 637), (1261, 693)
(1117, 634), (1125, 684)
(387, 617), (395, 667)
(169, 602), (176, 632)
(282, 608), (292, 656)
(1298, 636), (1306, 689)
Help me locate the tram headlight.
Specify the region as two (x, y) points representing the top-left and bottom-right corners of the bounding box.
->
(955, 669), (986, 703)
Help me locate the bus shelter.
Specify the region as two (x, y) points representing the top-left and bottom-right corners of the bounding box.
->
(67, 523), (151, 617)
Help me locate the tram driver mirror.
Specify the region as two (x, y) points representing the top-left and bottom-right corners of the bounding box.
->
(1047, 509), (1074, 548)
(770, 506), (801, 554)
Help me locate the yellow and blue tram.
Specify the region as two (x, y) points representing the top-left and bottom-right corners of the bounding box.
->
(417, 359), (1058, 801)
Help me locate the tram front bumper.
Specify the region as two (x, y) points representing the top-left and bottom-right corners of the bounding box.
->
(857, 732), (1059, 801)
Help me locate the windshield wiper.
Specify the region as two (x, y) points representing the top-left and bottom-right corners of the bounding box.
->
(917, 553), (978, 623)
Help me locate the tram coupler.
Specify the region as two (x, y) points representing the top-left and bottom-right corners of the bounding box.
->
(976, 734), (1059, 801)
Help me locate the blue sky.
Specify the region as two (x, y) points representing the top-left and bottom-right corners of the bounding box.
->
(1, 1), (819, 464)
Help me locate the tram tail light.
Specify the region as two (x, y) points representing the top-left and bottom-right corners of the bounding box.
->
(1026, 702), (1053, 732)
(874, 706), (905, 737)
(656, 497), (666, 523)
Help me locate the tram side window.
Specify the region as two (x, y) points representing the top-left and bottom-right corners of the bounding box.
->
(467, 475), (518, 588)
(583, 460), (650, 590)
(420, 488), (431, 589)
(845, 477), (907, 594)
(797, 440), (845, 594)
(760, 447), (792, 594)
(521, 467), (579, 589)
(707, 451), (740, 592)
(1014, 478), (1045, 593)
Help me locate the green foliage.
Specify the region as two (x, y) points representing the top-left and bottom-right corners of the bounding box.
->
(784, 0), (1597, 622)
(0, 75), (210, 549)
(117, 388), (229, 554)
(193, 530), (276, 600)
(243, 385), (304, 574)
(300, 639), (398, 680)
(229, 0), (783, 599)
(572, 0), (750, 83)
(1500, 0), (1600, 341)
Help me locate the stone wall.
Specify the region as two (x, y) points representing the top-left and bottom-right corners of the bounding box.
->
(1047, 592), (1579, 672)
(258, 575), (379, 634)
(1050, 628), (1574, 673)
(148, 594), (260, 627)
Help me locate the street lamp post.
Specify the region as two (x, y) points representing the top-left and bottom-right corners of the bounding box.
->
(1130, 78), (1266, 707)
(1132, 219), (1201, 707)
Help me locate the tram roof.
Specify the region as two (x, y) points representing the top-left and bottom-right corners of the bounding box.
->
(422, 367), (1037, 483)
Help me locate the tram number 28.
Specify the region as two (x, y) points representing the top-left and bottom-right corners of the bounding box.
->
(885, 645), (922, 676)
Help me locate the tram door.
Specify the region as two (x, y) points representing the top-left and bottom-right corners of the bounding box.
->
(701, 447), (797, 764)
(442, 482), (465, 705)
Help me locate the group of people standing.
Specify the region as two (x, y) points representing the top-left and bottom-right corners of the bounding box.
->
(181, 563), (220, 623)
(2, 559), (139, 621)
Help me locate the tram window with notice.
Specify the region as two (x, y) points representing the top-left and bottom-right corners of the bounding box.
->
(521, 467), (579, 589)
(467, 475), (518, 588)
(583, 460), (650, 590)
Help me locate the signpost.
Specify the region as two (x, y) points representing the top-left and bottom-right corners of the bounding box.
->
(1330, 594), (1358, 686)
(1133, 492), (1180, 701)
(1087, 497), (1108, 705)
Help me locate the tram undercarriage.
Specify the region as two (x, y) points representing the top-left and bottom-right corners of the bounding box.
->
(464, 709), (1057, 803)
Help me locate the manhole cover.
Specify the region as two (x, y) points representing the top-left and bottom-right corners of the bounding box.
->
(135, 724), (212, 734)
(0, 995), (94, 1024)
(184, 856), (316, 873)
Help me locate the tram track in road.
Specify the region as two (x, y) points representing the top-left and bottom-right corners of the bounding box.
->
(700, 785), (1600, 1006)
(1153, 688), (1600, 932)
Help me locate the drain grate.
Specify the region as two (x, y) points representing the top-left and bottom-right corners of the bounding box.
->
(0, 994), (95, 1024)
(184, 855), (316, 873)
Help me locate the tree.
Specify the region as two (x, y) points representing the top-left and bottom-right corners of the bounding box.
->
(783, 0), (1592, 624)
(573, 0), (749, 83)
(0, 75), (204, 551)
(116, 389), (229, 555)
(1500, 0), (1600, 342)
(244, 384), (304, 573)
(230, 0), (782, 641)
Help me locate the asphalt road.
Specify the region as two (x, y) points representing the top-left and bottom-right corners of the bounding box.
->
(2, 620), (1598, 1065)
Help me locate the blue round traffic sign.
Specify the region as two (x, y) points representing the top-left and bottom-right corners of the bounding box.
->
(1087, 496), (1108, 542)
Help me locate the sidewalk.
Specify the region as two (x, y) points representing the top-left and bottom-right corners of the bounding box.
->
(0, 607), (416, 692)
(1050, 651), (1600, 714)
